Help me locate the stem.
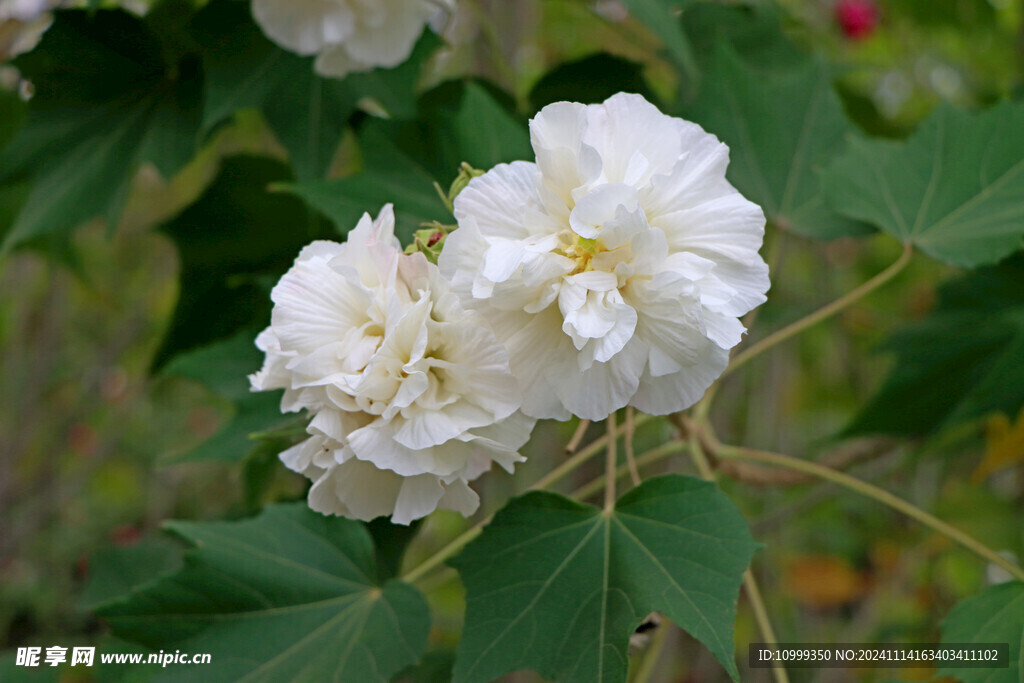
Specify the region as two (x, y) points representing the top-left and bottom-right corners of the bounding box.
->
(433, 181), (454, 214)
(566, 419), (591, 454)
(625, 407), (641, 486)
(716, 444), (1024, 584)
(687, 425), (789, 683)
(725, 243), (913, 378)
(693, 384), (718, 424)
(571, 441), (689, 501)
(743, 569), (789, 683)
(415, 566), (458, 593)
(402, 525), (482, 584)
(687, 431), (715, 480)
(631, 617), (670, 683)
(605, 412), (618, 511)
(402, 414), (654, 583)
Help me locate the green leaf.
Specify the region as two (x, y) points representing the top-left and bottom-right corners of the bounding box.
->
(80, 538), (184, 610)
(0, 181), (31, 247)
(450, 474), (756, 682)
(190, 1), (354, 181)
(161, 329), (295, 463)
(397, 80), (531, 182)
(848, 255), (1024, 436)
(0, 89), (25, 151)
(529, 53), (655, 111)
(279, 124), (449, 243)
(282, 81), (529, 242)
(620, 0), (697, 83)
(242, 438), (290, 512)
(681, 3), (805, 75)
(940, 582), (1024, 683)
(393, 650), (455, 683)
(342, 31), (444, 121)
(94, 638), (157, 683)
(193, 2), (440, 180)
(822, 102), (1024, 267)
(154, 155), (329, 367)
(0, 9), (202, 254)
(888, 0), (997, 27)
(98, 504), (431, 683)
(686, 46), (872, 240)
(0, 654), (59, 682)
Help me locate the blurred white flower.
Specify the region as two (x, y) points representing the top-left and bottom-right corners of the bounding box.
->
(439, 93), (769, 421)
(0, 0), (49, 23)
(252, 205), (533, 524)
(0, 0), (53, 60)
(251, 0), (440, 79)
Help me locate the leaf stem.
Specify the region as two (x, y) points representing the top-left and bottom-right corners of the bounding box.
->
(566, 419), (591, 454)
(714, 443), (1024, 584)
(533, 413), (652, 493)
(570, 441), (689, 501)
(687, 430), (715, 480)
(605, 412), (618, 512)
(724, 242), (913, 378)
(742, 568), (788, 683)
(402, 525), (482, 584)
(625, 407), (641, 486)
(685, 423), (790, 683)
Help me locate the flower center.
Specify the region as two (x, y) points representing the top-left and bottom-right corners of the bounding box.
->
(565, 234), (605, 275)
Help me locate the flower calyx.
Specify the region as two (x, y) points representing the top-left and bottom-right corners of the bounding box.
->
(405, 221), (454, 264)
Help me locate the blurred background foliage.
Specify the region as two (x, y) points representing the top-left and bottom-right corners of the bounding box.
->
(0, 0), (1022, 681)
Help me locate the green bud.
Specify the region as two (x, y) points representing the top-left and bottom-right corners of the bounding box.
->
(448, 162), (485, 206)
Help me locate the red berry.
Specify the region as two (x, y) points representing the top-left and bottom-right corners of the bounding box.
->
(836, 0), (878, 40)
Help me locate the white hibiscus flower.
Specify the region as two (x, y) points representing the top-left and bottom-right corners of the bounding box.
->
(251, 205), (534, 524)
(438, 93), (769, 421)
(250, 0), (440, 79)
(0, 0), (49, 23)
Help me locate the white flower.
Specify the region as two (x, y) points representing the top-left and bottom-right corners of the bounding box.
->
(0, 0), (50, 23)
(252, 205), (534, 524)
(251, 0), (439, 79)
(439, 93), (769, 421)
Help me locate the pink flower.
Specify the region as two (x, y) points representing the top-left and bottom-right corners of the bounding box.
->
(836, 0), (878, 41)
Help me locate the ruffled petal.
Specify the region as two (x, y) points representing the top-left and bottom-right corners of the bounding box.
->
(453, 161), (548, 241)
(392, 474), (447, 525)
(436, 479), (481, 518)
(630, 342), (729, 415)
(555, 338), (646, 420)
(444, 93), (769, 419)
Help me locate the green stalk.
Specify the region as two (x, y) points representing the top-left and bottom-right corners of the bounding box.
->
(725, 243), (913, 378)
(716, 443), (1024, 584)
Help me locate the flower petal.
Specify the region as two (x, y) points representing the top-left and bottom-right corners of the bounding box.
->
(252, 0), (355, 55)
(631, 343), (729, 415)
(555, 338), (646, 420)
(392, 474), (447, 525)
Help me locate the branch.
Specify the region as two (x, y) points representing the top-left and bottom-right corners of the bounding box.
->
(687, 423), (1024, 584)
(716, 437), (900, 487)
(724, 242), (913, 378)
